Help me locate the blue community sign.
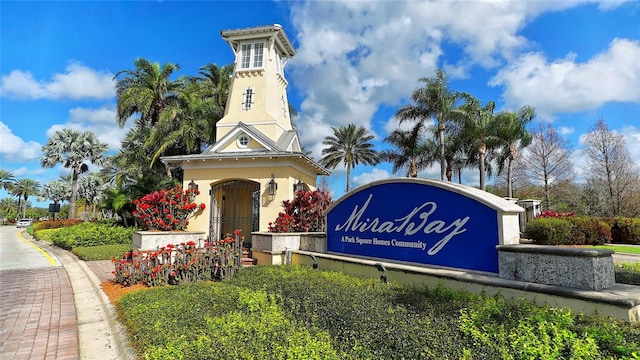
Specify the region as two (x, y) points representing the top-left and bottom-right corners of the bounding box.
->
(326, 179), (523, 273)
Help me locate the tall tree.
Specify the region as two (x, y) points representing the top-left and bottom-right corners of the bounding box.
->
(12, 178), (40, 218)
(395, 69), (466, 181)
(114, 58), (181, 129)
(0, 197), (18, 220)
(582, 118), (640, 217)
(146, 79), (216, 165)
(520, 121), (574, 209)
(78, 174), (105, 220)
(0, 169), (16, 192)
(494, 105), (536, 198)
(459, 96), (501, 191)
(40, 180), (71, 220)
(379, 122), (437, 177)
(320, 124), (379, 193)
(41, 129), (108, 219)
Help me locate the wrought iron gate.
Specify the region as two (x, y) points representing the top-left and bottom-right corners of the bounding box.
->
(209, 180), (260, 242)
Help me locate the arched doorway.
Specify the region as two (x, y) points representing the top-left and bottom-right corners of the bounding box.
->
(209, 179), (260, 242)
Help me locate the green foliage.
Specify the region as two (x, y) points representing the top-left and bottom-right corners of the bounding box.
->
(574, 313), (640, 358)
(611, 217), (640, 245)
(72, 244), (133, 261)
(614, 262), (640, 286)
(118, 283), (338, 360)
(524, 218), (573, 245)
(117, 265), (640, 359)
(568, 217), (612, 245)
(40, 222), (135, 250)
(525, 216), (640, 246)
(459, 297), (600, 359)
(33, 219), (84, 231)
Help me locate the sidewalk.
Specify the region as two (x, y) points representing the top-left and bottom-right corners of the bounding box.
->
(0, 234), (136, 360)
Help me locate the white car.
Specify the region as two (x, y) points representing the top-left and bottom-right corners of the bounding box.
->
(16, 219), (32, 228)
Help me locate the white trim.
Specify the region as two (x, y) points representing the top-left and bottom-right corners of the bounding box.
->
(208, 127), (274, 153)
(236, 134), (251, 148)
(180, 157), (320, 178)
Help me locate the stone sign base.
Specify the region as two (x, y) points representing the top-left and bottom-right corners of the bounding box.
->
(133, 231), (207, 251)
(497, 244), (615, 290)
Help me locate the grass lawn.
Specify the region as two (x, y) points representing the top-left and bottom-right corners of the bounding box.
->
(591, 245), (640, 255)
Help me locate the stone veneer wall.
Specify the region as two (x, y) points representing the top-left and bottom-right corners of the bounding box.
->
(133, 231), (207, 251)
(497, 244), (615, 290)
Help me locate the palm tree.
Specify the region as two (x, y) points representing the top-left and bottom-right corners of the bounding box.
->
(12, 178), (41, 218)
(41, 129), (108, 219)
(495, 106), (536, 198)
(0, 197), (18, 221)
(395, 69), (466, 181)
(40, 180), (71, 220)
(459, 96), (501, 191)
(320, 124), (379, 193)
(114, 58), (181, 129)
(78, 174), (104, 220)
(0, 169), (15, 192)
(146, 79), (215, 165)
(380, 122), (438, 177)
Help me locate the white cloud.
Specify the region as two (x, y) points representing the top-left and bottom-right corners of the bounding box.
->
(1, 62), (115, 100)
(559, 127), (575, 135)
(489, 38), (640, 119)
(288, 0), (553, 138)
(352, 168), (392, 188)
(621, 125), (640, 167)
(45, 106), (129, 151)
(0, 121), (42, 162)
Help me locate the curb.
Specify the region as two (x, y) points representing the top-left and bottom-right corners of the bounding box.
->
(26, 236), (137, 359)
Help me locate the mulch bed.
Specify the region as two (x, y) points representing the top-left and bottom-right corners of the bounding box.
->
(101, 281), (148, 305)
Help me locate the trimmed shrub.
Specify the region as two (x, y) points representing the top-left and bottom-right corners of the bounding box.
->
(46, 222), (135, 250)
(33, 219), (83, 231)
(614, 262), (640, 286)
(611, 217), (640, 245)
(524, 218), (573, 245)
(72, 244), (133, 261)
(568, 217), (612, 245)
(117, 265), (640, 360)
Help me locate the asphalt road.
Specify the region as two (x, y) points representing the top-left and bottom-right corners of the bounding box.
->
(0, 226), (62, 270)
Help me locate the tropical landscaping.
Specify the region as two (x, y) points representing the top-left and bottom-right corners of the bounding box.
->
(2, 59), (640, 359)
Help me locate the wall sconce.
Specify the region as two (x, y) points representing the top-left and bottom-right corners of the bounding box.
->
(188, 179), (198, 200)
(267, 173), (278, 196)
(375, 262), (387, 283)
(310, 254), (318, 269)
(293, 178), (306, 193)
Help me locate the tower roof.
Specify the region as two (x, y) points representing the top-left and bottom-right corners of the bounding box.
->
(221, 24), (296, 58)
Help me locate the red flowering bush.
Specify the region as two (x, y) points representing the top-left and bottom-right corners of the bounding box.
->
(536, 210), (575, 219)
(113, 230), (242, 287)
(132, 185), (206, 231)
(268, 189), (332, 232)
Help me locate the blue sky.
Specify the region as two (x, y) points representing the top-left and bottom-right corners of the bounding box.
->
(1, 0), (639, 207)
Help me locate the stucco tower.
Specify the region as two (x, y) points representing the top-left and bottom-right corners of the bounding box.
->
(162, 24), (328, 243)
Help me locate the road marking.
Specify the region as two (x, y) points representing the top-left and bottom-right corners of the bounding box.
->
(17, 230), (58, 266)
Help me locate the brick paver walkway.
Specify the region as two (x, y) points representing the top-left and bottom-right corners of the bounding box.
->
(0, 267), (78, 360)
(86, 260), (115, 283)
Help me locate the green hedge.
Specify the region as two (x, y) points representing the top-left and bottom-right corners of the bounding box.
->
(569, 217), (612, 245)
(117, 266), (640, 359)
(72, 244), (134, 261)
(524, 218), (573, 245)
(525, 217), (629, 245)
(615, 262), (640, 286)
(611, 217), (640, 244)
(35, 222), (135, 250)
